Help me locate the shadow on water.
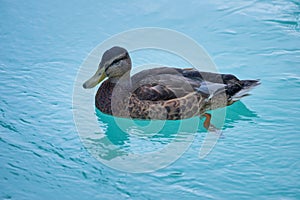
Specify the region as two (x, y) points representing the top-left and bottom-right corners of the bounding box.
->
(95, 109), (194, 146)
(91, 109), (202, 163)
(93, 100), (258, 151)
(223, 101), (259, 129)
(82, 100), (259, 170)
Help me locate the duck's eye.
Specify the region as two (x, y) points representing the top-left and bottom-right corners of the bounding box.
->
(111, 58), (122, 66)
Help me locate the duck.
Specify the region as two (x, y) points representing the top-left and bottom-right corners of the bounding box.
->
(83, 46), (260, 129)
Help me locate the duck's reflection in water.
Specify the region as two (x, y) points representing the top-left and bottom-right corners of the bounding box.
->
(222, 101), (258, 129)
(88, 101), (258, 161)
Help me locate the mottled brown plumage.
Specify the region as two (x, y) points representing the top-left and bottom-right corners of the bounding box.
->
(83, 46), (260, 121)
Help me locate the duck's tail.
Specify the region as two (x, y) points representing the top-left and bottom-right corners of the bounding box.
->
(230, 79), (260, 101)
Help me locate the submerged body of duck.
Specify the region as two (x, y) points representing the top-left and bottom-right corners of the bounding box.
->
(83, 47), (259, 126)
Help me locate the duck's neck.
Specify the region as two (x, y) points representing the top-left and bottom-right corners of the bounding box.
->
(95, 72), (132, 114)
(109, 72), (132, 91)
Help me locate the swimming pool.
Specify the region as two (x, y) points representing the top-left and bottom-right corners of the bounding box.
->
(1, 0), (300, 199)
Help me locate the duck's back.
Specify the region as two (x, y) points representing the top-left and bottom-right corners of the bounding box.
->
(131, 67), (260, 104)
(131, 67), (242, 101)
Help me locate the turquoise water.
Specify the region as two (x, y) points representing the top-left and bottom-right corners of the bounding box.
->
(1, 0), (300, 199)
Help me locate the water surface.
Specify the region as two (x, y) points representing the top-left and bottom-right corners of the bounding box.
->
(1, 0), (300, 199)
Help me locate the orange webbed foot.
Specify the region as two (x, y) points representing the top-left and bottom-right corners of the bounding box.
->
(203, 113), (211, 130)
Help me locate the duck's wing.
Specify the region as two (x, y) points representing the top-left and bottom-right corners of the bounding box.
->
(131, 67), (200, 101)
(131, 67), (260, 106)
(131, 67), (227, 101)
(132, 73), (199, 101)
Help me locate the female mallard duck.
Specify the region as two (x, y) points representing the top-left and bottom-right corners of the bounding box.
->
(83, 46), (259, 128)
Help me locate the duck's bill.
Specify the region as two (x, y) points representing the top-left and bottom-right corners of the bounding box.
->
(83, 67), (106, 89)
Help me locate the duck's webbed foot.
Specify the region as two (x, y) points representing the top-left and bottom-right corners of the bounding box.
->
(202, 113), (212, 130)
(201, 113), (220, 133)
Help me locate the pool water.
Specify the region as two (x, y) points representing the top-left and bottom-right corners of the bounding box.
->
(1, 0), (300, 199)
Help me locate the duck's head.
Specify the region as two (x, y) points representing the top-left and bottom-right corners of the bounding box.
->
(83, 46), (131, 89)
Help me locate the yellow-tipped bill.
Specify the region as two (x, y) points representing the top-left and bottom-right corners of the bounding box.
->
(83, 67), (106, 89)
